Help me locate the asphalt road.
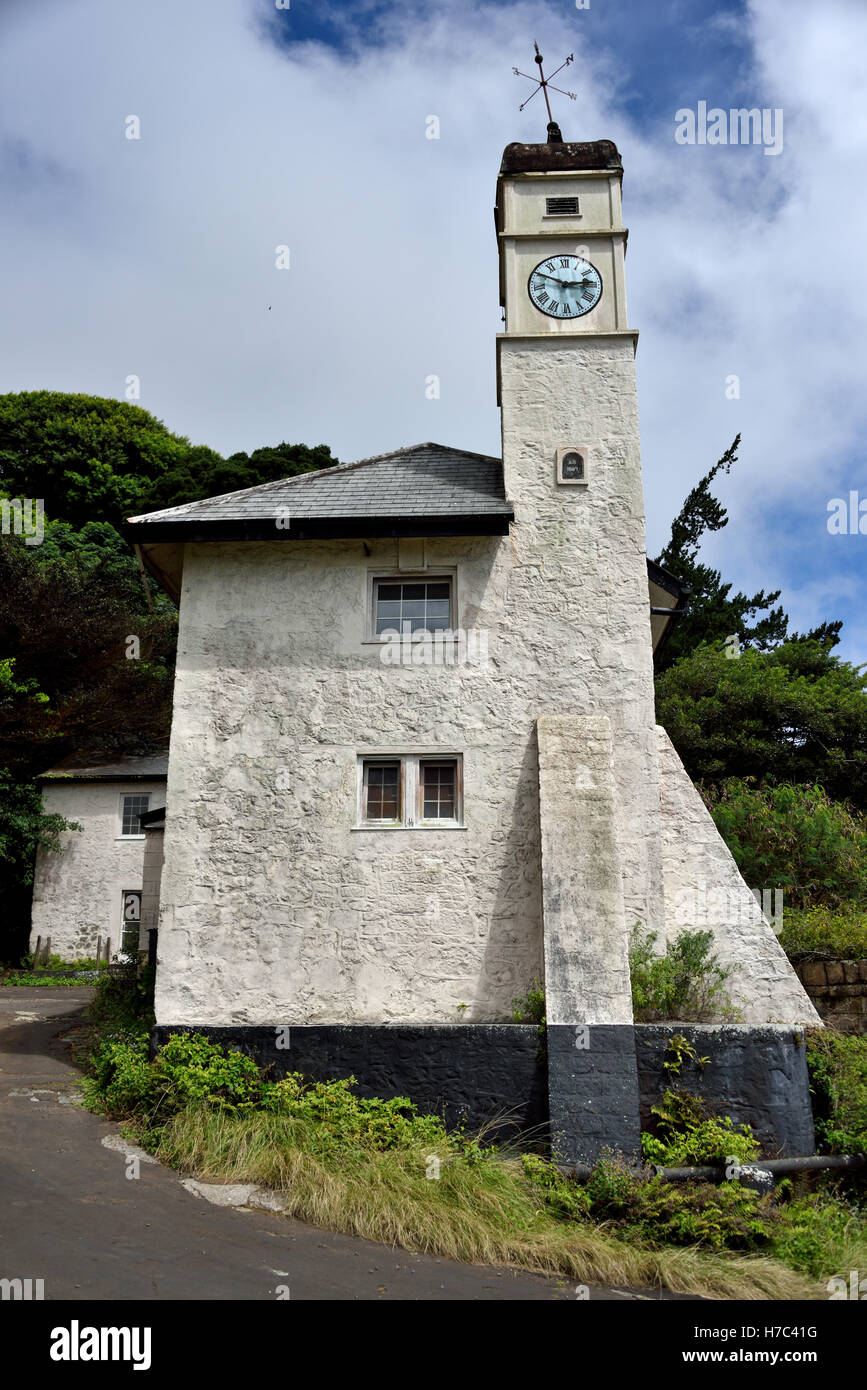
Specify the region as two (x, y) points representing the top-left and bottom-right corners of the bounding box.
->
(0, 988), (675, 1302)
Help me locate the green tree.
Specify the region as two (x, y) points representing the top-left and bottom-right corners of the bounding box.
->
(705, 780), (867, 908)
(655, 638), (867, 807)
(138, 441), (339, 512)
(0, 391), (196, 527)
(654, 435), (842, 670)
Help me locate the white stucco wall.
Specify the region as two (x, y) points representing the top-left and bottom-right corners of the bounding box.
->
(156, 324), (664, 1029)
(30, 780), (166, 960)
(156, 533), (550, 1026)
(499, 335), (664, 944)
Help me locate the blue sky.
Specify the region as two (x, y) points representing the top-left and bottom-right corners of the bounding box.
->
(0, 0), (865, 664)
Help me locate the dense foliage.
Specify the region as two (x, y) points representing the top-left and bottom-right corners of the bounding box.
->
(656, 639), (867, 808)
(780, 907), (867, 962)
(705, 781), (867, 908)
(806, 1032), (867, 1155)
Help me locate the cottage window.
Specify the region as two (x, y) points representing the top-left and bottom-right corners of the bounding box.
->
(373, 578), (452, 636)
(358, 755), (462, 829)
(362, 761), (402, 823)
(120, 794), (150, 837)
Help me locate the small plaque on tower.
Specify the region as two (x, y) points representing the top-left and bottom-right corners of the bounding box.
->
(556, 446), (589, 486)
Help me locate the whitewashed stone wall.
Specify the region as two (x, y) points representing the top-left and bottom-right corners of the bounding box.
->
(156, 343), (666, 1029)
(499, 335), (665, 941)
(30, 781), (166, 960)
(157, 534), (545, 1026)
(656, 727), (819, 1025)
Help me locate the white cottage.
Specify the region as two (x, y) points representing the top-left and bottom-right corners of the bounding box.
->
(125, 137), (819, 1161)
(30, 754), (167, 961)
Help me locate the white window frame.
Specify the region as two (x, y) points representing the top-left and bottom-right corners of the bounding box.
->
(117, 792), (150, 840)
(356, 753), (464, 830)
(363, 570), (457, 644)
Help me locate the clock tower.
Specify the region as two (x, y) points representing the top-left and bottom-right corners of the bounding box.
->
(496, 136), (664, 1154)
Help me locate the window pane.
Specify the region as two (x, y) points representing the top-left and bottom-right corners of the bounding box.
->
(365, 763), (399, 820)
(375, 578), (452, 637)
(121, 794), (150, 835)
(420, 763), (456, 819)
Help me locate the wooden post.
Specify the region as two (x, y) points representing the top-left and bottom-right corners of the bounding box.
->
(96, 935), (102, 967)
(34, 936), (42, 968)
(44, 936), (51, 966)
(105, 937), (111, 965)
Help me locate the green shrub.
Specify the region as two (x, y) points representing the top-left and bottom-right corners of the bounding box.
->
(524, 1153), (774, 1254)
(641, 1089), (759, 1166)
(521, 1153), (591, 1220)
(260, 1073), (458, 1157)
(806, 1031), (867, 1154)
(769, 1192), (867, 1279)
(706, 780), (867, 910)
(780, 907), (867, 962)
(620, 1175), (775, 1252)
(511, 980), (546, 1025)
(5, 973), (82, 987)
(84, 1032), (263, 1123)
(629, 925), (739, 1021)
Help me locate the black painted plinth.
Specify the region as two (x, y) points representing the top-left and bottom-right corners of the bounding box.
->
(634, 1025), (816, 1157)
(151, 1021), (817, 1159)
(151, 1023), (547, 1140)
(547, 1024), (642, 1165)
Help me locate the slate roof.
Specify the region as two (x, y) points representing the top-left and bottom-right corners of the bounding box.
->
(126, 444), (513, 530)
(39, 754), (169, 782)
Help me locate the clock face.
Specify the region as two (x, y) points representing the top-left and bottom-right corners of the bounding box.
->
(527, 255), (602, 319)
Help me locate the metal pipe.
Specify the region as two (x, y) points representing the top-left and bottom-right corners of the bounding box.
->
(565, 1153), (865, 1183)
(656, 1154), (865, 1181)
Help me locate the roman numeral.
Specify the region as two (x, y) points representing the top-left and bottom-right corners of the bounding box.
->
(559, 257), (570, 267)
(545, 262), (556, 272)
(537, 292), (549, 306)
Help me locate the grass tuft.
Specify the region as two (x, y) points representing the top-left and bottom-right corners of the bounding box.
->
(151, 1105), (816, 1301)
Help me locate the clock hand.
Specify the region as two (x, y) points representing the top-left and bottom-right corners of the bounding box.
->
(535, 274), (577, 290)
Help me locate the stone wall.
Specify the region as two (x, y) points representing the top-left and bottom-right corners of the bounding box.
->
(794, 960), (867, 1033)
(150, 1023), (547, 1139)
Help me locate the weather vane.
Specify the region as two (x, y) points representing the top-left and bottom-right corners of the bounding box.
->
(512, 41), (576, 142)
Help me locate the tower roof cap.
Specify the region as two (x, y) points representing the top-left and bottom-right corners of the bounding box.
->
(499, 139), (622, 173)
